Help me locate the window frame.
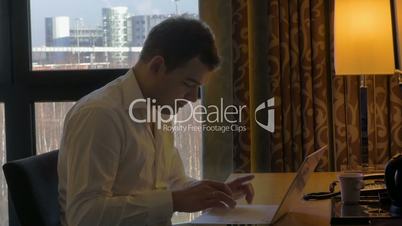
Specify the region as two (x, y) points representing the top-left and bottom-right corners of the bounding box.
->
(2, 0), (129, 157)
(1, 1), (125, 225)
(13, 1), (126, 95)
(1, 1), (202, 225)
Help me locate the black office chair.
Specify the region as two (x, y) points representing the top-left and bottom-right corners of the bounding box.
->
(2, 150), (60, 226)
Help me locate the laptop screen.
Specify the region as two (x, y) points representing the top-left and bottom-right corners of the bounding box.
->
(271, 146), (327, 223)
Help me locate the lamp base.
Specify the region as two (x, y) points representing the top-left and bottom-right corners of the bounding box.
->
(359, 75), (369, 166)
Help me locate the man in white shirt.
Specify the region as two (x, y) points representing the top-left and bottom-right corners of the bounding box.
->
(58, 17), (254, 226)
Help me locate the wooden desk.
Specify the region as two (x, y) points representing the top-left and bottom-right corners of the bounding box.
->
(227, 172), (336, 226)
(222, 173), (399, 226)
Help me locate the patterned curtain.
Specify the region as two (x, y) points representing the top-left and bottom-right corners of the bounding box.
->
(231, 0), (402, 173)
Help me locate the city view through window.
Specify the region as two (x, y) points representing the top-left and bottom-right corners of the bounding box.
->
(31, 0), (198, 70)
(0, 1), (201, 225)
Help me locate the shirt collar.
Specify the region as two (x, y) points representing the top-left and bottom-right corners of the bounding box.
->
(122, 68), (148, 110)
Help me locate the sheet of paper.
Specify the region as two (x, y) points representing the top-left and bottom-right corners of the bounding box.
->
(191, 204), (278, 225)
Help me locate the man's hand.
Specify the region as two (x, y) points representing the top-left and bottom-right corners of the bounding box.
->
(226, 175), (255, 204)
(172, 180), (236, 212)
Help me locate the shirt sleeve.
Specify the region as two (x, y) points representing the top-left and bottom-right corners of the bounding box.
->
(60, 106), (173, 226)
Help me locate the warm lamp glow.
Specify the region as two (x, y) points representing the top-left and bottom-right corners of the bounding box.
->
(335, 0), (395, 75)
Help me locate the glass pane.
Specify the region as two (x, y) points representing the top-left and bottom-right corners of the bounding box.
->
(30, 0), (199, 70)
(35, 102), (75, 154)
(173, 100), (202, 223)
(0, 103), (8, 226)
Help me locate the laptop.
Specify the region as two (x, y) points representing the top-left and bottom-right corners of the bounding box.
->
(192, 145), (327, 225)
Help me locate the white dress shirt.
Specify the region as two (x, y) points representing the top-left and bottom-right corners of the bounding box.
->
(58, 69), (196, 226)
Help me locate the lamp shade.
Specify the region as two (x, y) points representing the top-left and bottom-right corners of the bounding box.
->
(334, 0), (395, 75)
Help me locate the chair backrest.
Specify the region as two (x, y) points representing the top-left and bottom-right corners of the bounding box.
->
(2, 150), (60, 226)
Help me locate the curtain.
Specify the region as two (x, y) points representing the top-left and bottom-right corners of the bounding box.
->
(202, 0), (402, 173)
(232, 0), (333, 172)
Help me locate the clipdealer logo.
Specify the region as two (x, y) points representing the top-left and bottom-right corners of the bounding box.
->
(128, 97), (275, 133)
(254, 97), (275, 133)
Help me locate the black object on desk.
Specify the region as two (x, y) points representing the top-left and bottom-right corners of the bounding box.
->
(304, 173), (387, 201)
(330, 196), (402, 225)
(385, 153), (402, 214)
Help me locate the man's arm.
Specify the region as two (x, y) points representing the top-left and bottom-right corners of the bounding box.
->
(61, 107), (173, 226)
(167, 145), (237, 212)
(168, 148), (255, 205)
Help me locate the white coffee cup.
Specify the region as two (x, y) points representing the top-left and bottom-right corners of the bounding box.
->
(337, 172), (364, 205)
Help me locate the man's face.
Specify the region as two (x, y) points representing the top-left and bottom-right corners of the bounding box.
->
(151, 57), (212, 113)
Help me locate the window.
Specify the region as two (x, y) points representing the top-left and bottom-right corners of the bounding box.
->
(35, 102), (75, 154)
(0, 103), (7, 226)
(1, 0), (202, 225)
(172, 100), (202, 223)
(30, 0), (199, 70)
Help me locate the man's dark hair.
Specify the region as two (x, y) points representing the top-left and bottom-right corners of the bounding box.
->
(139, 16), (220, 72)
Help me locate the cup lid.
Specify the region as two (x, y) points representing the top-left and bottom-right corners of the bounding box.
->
(337, 172), (364, 178)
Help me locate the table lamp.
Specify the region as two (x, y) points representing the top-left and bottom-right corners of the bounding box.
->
(334, 0), (396, 169)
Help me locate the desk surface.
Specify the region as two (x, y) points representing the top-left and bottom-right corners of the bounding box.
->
(223, 172), (400, 226)
(226, 172), (335, 226)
